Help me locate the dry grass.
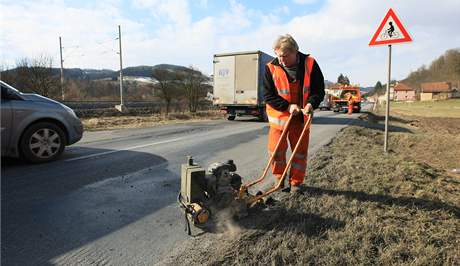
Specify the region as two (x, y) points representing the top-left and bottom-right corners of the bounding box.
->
(390, 99), (460, 118)
(81, 111), (225, 131)
(163, 112), (460, 266)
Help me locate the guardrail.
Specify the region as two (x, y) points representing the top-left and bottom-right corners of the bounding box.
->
(62, 100), (216, 118)
(62, 100), (161, 110)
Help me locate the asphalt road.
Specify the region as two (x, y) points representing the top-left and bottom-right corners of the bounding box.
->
(1, 110), (365, 265)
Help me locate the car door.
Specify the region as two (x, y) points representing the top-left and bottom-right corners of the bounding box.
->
(1, 84), (13, 155)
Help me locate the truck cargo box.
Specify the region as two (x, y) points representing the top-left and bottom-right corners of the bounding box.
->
(213, 51), (274, 121)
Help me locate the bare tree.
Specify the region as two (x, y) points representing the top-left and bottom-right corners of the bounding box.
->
(14, 55), (59, 97)
(177, 66), (211, 113)
(151, 68), (182, 115)
(0, 64), (15, 85)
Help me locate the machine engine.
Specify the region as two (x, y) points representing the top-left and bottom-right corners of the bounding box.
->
(178, 157), (247, 234)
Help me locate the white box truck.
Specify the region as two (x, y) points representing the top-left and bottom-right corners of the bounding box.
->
(213, 51), (274, 121)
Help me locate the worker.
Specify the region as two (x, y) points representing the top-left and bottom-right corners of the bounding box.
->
(264, 34), (325, 194)
(346, 92), (353, 115)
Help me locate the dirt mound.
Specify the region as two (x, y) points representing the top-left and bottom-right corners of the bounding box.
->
(161, 115), (460, 265)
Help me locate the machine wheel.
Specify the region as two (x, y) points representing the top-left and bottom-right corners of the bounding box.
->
(227, 115), (236, 121)
(20, 122), (66, 163)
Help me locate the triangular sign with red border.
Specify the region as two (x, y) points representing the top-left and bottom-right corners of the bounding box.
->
(369, 8), (412, 46)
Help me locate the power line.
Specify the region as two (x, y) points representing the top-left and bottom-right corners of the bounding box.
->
(55, 33), (119, 69)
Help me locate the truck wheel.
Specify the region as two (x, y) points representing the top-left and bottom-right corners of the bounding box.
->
(227, 115), (236, 121)
(19, 122), (66, 163)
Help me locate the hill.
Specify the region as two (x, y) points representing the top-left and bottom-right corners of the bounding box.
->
(1, 64), (191, 81)
(403, 48), (460, 89)
(122, 64), (191, 77)
(365, 48), (460, 96)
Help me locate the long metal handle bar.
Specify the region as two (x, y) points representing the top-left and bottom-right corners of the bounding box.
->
(247, 113), (313, 206)
(240, 113), (294, 192)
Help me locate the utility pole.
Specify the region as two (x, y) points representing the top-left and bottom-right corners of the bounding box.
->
(115, 25), (126, 112)
(59, 36), (65, 101)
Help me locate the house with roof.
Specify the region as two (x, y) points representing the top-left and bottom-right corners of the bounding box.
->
(394, 82), (416, 101)
(420, 82), (453, 101)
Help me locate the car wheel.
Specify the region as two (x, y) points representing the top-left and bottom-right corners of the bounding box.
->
(227, 115), (236, 121)
(20, 122), (66, 163)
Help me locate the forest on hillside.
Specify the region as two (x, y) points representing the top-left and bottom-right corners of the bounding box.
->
(368, 48), (460, 96)
(403, 48), (460, 89)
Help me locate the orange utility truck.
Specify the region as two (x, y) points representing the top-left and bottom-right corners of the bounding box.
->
(330, 85), (361, 113)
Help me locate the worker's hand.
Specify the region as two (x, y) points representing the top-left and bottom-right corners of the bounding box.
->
(302, 103), (313, 115)
(289, 104), (300, 115)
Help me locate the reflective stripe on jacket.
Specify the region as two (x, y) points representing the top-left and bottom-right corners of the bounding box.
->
(266, 55), (315, 130)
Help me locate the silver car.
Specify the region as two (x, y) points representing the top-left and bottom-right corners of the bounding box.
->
(1, 80), (83, 163)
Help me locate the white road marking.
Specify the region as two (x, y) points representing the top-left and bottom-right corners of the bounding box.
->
(65, 137), (186, 162)
(66, 123), (267, 162)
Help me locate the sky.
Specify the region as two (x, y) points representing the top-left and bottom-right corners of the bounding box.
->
(1, 0), (459, 87)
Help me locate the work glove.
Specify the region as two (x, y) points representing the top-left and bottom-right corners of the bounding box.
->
(302, 103), (313, 115)
(288, 104), (301, 115)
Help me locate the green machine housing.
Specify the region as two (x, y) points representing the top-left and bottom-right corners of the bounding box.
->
(180, 157), (207, 205)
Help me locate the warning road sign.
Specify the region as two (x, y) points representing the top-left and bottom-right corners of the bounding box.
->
(369, 8), (412, 46)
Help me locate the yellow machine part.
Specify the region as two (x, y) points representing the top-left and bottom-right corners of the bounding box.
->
(190, 203), (210, 224)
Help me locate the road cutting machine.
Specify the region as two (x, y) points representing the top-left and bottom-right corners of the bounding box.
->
(178, 157), (248, 235)
(178, 113), (313, 235)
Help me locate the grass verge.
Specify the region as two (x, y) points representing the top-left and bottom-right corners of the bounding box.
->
(389, 98), (460, 118)
(81, 110), (225, 131)
(162, 112), (460, 265)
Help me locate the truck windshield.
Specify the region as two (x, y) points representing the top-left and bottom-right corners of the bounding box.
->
(340, 90), (358, 97)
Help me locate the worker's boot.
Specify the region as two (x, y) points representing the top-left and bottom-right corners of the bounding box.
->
(281, 179), (291, 193)
(275, 175), (288, 192)
(290, 185), (304, 194)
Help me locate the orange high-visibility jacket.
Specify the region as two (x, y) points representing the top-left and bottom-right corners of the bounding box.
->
(266, 55), (316, 130)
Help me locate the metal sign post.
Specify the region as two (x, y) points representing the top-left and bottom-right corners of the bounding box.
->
(369, 8), (412, 153)
(384, 45), (392, 152)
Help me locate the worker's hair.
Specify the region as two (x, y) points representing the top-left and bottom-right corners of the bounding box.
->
(273, 34), (299, 52)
